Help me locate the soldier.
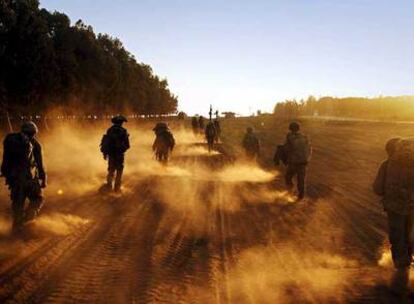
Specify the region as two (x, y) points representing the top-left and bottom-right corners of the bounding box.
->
(100, 115), (130, 193)
(1, 121), (47, 234)
(152, 122), (175, 164)
(284, 122), (311, 201)
(198, 116), (205, 133)
(205, 120), (217, 152)
(373, 138), (414, 293)
(242, 127), (260, 160)
(191, 116), (199, 135)
(213, 119), (221, 143)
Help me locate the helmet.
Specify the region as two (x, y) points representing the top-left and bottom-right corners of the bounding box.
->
(385, 137), (401, 156)
(246, 127), (253, 133)
(289, 122), (300, 132)
(21, 121), (38, 136)
(153, 122), (168, 131)
(111, 115), (128, 124)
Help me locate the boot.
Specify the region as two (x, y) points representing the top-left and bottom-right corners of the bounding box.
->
(12, 212), (24, 235)
(114, 170), (122, 193)
(106, 175), (114, 191)
(24, 206), (38, 222)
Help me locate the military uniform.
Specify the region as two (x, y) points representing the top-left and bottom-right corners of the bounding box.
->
(153, 123), (175, 164)
(1, 124), (46, 231)
(101, 116), (130, 192)
(205, 121), (216, 152)
(373, 138), (414, 269)
(284, 130), (311, 200)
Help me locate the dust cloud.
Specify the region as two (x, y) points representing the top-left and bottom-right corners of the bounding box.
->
(28, 122), (281, 199)
(31, 212), (90, 236)
(228, 245), (358, 304)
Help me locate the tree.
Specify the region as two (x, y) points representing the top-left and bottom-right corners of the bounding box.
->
(0, 0), (178, 116)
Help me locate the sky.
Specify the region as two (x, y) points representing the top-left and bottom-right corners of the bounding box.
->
(41, 0), (414, 115)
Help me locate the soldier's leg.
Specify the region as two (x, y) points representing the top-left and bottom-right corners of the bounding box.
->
(161, 152), (168, 165)
(297, 165), (307, 199)
(210, 138), (214, 151)
(10, 183), (26, 231)
(114, 155), (124, 192)
(404, 214), (413, 264)
(107, 157), (115, 188)
(114, 167), (123, 192)
(388, 211), (411, 269)
(26, 179), (44, 221)
(285, 165), (296, 191)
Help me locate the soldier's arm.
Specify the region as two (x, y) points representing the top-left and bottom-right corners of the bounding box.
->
(125, 132), (130, 150)
(373, 160), (387, 196)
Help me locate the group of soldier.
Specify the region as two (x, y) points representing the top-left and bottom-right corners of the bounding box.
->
(1, 115), (414, 295)
(99, 116), (176, 194)
(235, 121), (414, 291)
(0, 113), (313, 235)
(0, 115), (177, 234)
(100, 114), (312, 200)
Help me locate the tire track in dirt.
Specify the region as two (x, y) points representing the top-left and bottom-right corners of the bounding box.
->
(0, 223), (101, 303)
(0, 194), (95, 277)
(0, 193), (115, 303)
(32, 184), (162, 304)
(136, 148), (235, 304)
(144, 201), (216, 303)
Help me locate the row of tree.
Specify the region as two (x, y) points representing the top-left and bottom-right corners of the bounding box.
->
(274, 96), (414, 121)
(0, 0), (178, 116)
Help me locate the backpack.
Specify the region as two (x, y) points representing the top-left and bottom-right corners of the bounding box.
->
(286, 132), (311, 164)
(1, 133), (34, 178)
(163, 131), (175, 150)
(100, 126), (129, 155)
(154, 131), (175, 152)
(384, 138), (414, 214)
(205, 123), (216, 139)
(4, 133), (31, 157)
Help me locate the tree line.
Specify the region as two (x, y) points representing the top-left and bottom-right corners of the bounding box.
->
(0, 0), (178, 116)
(274, 95), (414, 121)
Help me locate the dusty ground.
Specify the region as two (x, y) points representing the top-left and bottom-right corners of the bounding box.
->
(0, 117), (413, 303)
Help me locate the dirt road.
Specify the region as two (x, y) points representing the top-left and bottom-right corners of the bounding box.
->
(0, 119), (413, 303)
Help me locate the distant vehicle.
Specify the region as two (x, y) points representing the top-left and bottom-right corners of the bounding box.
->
(222, 112), (236, 119)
